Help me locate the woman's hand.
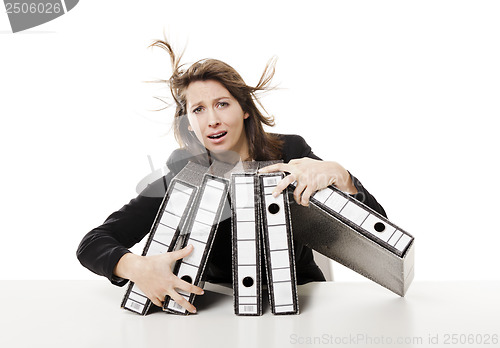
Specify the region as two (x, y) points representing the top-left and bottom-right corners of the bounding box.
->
(114, 245), (204, 313)
(258, 158), (357, 206)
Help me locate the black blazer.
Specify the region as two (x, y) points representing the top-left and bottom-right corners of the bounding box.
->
(76, 134), (386, 286)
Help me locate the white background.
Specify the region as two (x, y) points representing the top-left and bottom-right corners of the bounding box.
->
(0, 0), (499, 283)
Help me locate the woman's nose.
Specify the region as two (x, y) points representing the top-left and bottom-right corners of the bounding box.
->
(207, 110), (221, 127)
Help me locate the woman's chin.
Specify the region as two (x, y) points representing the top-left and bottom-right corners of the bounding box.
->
(209, 149), (242, 163)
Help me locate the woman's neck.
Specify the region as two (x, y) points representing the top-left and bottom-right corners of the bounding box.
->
(211, 149), (251, 164)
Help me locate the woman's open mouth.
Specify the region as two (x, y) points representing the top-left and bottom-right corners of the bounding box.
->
(207, 131), (227, 143)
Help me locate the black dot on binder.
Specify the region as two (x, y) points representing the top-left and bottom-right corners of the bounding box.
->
(181, 275), (193, 284)
(268, 203), (280, 214)
(242, 276), (254, 287)
(374, 222), (386, 233)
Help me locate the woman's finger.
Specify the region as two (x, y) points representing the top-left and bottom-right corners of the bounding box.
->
(272, 174), (296, 197)
(169, 290), (197, 313)
(258, 163), (287, 174)
(150, 295), (164, 308)
(293, 181), (307, 205)
(169, 244), (194, 261)
(175, 277), (204, 296)
(301, 186), (315, 206)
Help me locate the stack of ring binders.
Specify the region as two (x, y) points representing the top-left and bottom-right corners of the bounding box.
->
(121, 160), (415, 315)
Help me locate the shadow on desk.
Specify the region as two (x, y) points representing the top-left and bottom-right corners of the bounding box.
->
(194, 282), (270, 314)
(198, 282), (315, 314)
(196, 285), (232, 311)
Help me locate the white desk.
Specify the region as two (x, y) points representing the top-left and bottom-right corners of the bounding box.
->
(1, 280), (499, 348)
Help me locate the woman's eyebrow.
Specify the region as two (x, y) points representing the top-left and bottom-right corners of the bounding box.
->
(189, 95), (232, 108)
(213, 96), (232, 102)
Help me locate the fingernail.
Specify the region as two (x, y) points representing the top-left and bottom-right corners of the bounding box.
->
(272, 191), (278, 198)
(200, 290), (204, 295)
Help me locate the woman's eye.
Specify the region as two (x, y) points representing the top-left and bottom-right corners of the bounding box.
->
(217, 102), (229, 108)
(193, 107), (203, 114)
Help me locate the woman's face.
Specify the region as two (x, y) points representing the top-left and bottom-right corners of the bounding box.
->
(185, 79), (250, 160)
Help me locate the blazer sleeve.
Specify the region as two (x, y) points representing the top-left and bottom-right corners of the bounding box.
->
(76, 172), (174, 286)
(281, 134), (387, 218)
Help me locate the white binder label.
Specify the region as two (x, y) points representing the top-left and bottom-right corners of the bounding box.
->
(267, 225), (289, 250)
(388, 230), (403, 246)
(154, 223), (176, 246)
(360, 214), (397, 242)
(313, 187), (333, 203)
(339, 201), (369, 225)
(167, 184), (194, 216)
(237, 240), (257, 265)
(269, 250), (291, 269)
(272, 268), (292, 282)
(159, 212), (181, 230)
(236, 221), (256, 240)
(273, 281), (294, 307)
(324, 191), (349, 212)
(236, 208), (255, 222)
(148, 240), (168, 256)
(395, 234), (412, 252)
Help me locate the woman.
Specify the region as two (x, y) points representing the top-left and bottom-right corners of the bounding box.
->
(77, 40), (386, 314)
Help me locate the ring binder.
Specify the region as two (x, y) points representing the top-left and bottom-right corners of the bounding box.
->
(121, 162), (207, 314)
(163, 161), (230, 314)
(260, 173), (299, 315)
(230, 162), (263, 316)
(289, 182), (415, 296)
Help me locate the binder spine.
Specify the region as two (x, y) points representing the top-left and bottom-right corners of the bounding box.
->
(164, 174), (229, 314)
(310, 185), (413, 257)
(260, 173), (299, 315)
(231, 173), (262, 316)
(121, 179), (197, 315)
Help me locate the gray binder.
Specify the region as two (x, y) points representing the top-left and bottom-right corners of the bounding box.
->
(260, 173), (299, 315)
(163, 160), (230, 314)
(121, 162), (207, 314)
(230, 162), (262, 316)
(289, 183), (414, 296)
